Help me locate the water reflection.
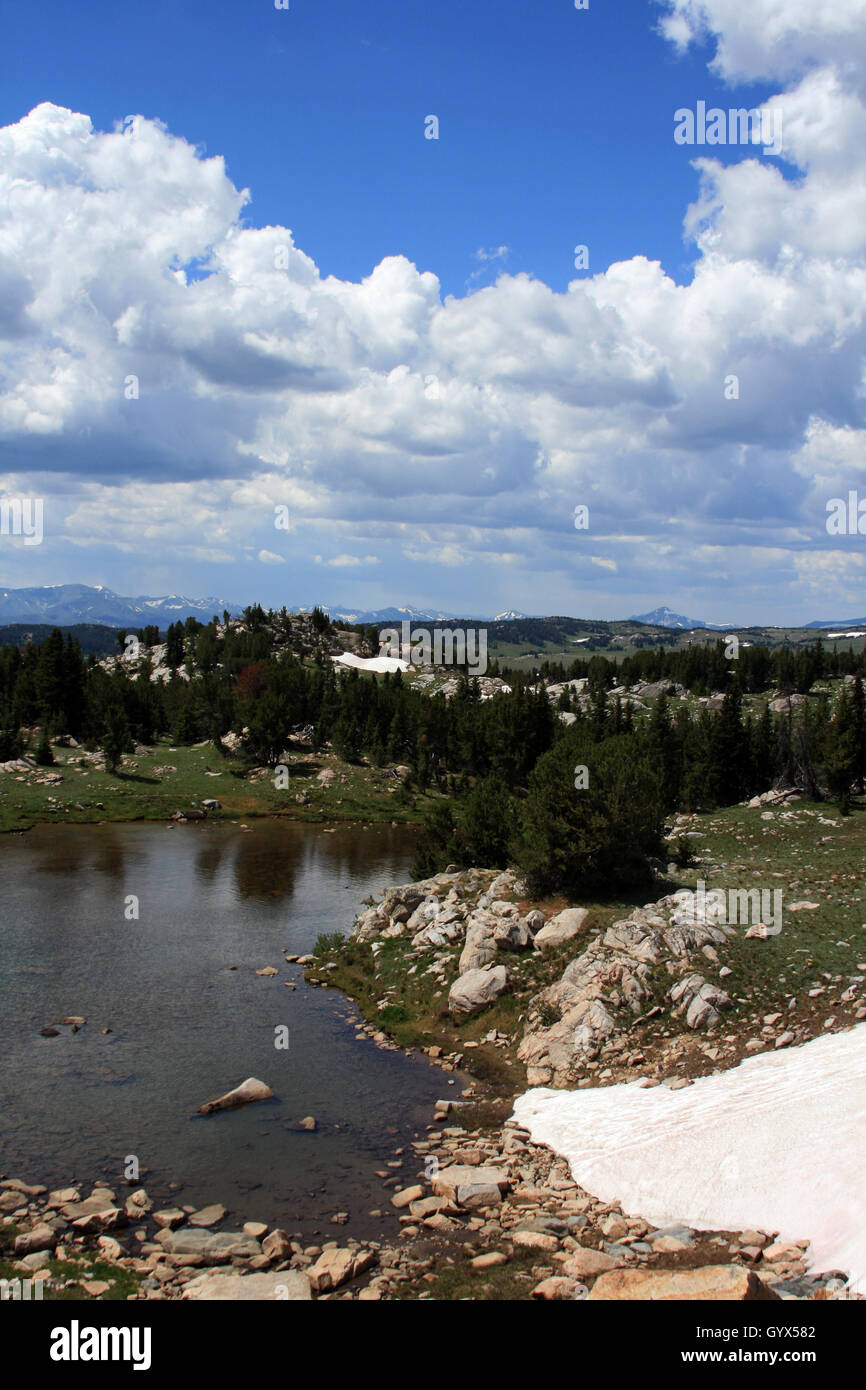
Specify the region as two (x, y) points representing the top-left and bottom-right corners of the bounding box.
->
(0, 820), (441, 1241)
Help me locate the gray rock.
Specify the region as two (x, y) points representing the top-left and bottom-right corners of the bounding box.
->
(448, 965), (509, 1016)
(534, 907), (588, 950)
(157, 1228), (263, 1263)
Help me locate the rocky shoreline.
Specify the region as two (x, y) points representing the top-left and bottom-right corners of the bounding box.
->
(4, 854), (862, 1301)
(0, 1132), (851, 1302)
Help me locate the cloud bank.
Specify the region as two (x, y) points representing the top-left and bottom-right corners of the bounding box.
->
(1, 3), (866, 619)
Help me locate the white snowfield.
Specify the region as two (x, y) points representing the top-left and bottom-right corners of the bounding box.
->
(513, 1024), (866, 1293)
(331, 653), (409, 674)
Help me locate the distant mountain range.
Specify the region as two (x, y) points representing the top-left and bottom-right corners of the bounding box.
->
(327, 604), (482, 625)
(0, 587), (526, 630)
(631, 607), (866, 632)
(0, 584), (857, 633)
(0, 585), (243, 628)
(327, 605), (529, 625)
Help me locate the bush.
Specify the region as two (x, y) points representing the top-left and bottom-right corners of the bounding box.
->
(378, 1003), (410, 1024)
(313, 931), (345, 958)
(536, 1000), (562, 1028)
(35, 732), (55, 766)
(665, 834), (696, 867)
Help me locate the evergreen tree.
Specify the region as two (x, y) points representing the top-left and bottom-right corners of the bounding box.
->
(103, 702), (131, 773)
(514, 732), (664, 898)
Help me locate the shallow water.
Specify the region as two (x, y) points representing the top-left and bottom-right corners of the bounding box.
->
(0, 820), (449, 1240)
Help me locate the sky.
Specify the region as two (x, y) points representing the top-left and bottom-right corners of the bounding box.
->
(0, 0), (865, 623)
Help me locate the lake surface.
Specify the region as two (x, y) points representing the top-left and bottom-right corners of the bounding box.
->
(0, 820), (450, 1240)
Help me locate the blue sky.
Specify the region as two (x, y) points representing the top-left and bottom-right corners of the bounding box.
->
(1, 0), (865, 622)
(0, 0), (746, 294)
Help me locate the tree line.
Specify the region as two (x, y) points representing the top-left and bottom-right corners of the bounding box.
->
(1, 617), (864, 899)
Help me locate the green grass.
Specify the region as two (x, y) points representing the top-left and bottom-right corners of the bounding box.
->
(0, 738), (441, 833)
(676, 798), (866, 1006)
(0, 1220), (141, 1301)
(391, 1245), (542, 1301)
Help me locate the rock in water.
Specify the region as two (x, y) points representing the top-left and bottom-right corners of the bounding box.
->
(198, 1077), (274, 1115)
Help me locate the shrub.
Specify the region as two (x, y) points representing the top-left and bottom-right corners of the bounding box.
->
(313, 931), (345, 958)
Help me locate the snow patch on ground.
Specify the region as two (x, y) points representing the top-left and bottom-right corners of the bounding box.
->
(513, 1025), (866, 1292)
(331, 653), (409, 674)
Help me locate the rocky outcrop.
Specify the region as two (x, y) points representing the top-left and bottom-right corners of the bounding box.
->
(519, 893), (736, 1087)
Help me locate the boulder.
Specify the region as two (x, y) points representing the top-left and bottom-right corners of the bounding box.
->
(448, 965), (509, 1016)
(391, 1185), (424, 1209)
(457, 1182), (502, 1209)
(152, 1209), (186, 1230)
(492, 917), (532, 951)
(182, 1270), (311, 1300)
(13, 1224), (57, 1256)
(198, 1077), (274, 1114)
(589, 1266), (780, 1301)
(306, 1247), (376, 1294)
(70, 1206), (126, 1234)
(560, 1247), (619, 1277)
(512, 1230), (560, 1252)
(532, 1276), (579, 1300)
(458, 916), (497, 973)
(156, 1229), (262, 1264)
(534, 907), (588, 950)
(261, 1229), (292, 1261)
(432, 1165), (508, 1203)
